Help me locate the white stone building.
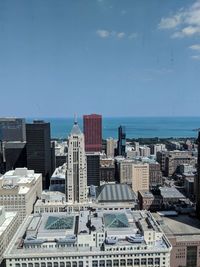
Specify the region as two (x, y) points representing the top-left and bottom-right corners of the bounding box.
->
(66, 121), (87, 203)
(0, 206), (19, 264)
(4, 210), (172, 267)
(0, 168), (42, 223)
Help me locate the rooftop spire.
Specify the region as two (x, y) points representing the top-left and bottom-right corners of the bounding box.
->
(74, 113), (77, 125)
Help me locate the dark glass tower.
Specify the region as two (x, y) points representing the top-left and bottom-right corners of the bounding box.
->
(0, 118), (26, 142)
(26, 120), (52, 189)
(86, 152), (100, 186)
(117, 125), (126, 157)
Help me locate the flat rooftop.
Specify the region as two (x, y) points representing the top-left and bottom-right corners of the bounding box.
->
(159, 186), (185, 199)
(5, 210), (171, 257)
(153, 213), (200, 242)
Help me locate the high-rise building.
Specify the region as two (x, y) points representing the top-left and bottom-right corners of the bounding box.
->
(106, 137), (117, 158)
(83, 114), (102, 152)
(86, 152), (100, 186)
(26, 120), (52, 189)
(196, 131), (200, 218)
(4, 141), (27, 171)
(117, 125), (126, 157)
(0, 118), (26, 142)
(66, 121), (87, 203)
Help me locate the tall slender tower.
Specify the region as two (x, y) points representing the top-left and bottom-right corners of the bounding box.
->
(117, 125), (126, 157)
(66, 119), (87, 203)
(196, 131), (200, 218)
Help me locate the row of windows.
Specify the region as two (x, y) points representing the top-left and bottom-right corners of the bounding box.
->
(14, 258), (161, 267)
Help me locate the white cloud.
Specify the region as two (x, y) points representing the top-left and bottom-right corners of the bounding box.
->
(159, 0), (200, 38)
(191, 55), (200, 60)
(189, 44), (200, 51)
(96, 29), (137, 40)
(96, 30), (110, 38)
(117, 32), (125, 39)
(128, 33), (138, 39)
(158, 14), (183, 29)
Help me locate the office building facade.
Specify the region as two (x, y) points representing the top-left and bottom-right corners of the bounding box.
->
(26, 120), (52, 189)
(0, 118), (26, 142)
(83, 114), (102, 152)
(4, 210), (172, 267)
(66, 121), (87, 203)
(86, 152), (100, 186)
(0, 168), (42, 223)
(117, 126), (126, 157)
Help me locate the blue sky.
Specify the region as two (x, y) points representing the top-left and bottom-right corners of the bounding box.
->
(0, 0), (200, 117)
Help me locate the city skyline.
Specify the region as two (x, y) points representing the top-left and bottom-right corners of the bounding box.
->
(1, 0), (200, 117)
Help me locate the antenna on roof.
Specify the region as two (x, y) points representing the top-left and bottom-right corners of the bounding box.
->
(74, 113), (78, 124)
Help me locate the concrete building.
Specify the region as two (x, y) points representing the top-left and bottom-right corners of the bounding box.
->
(179, 164), (195, 175)
(54, 141), (67, 168)
(159, 187), (185, 205)
(100, 159), (115, 182)
(49, 164), (66, 193)
(0, 206), (19, 265)
(34, 184), (138, 214)
(117, 159), (149, 193)
(0, 118), (26, 142)
(0, 167), (42, 223)
(86, 152), (100, 186)
(150, 144), (166, 156)
(138, 190), (162, 211)
(154, 213), (200, 267)
(156, 151), (170, 173)
(139, 146), (151, 157)
(66, 121), (87, 203)
(157, 151), (195, 177)
(132, 163), (149, 193)
(26, 120), (52, 189)
(83, 114), (102, 152)
(184, 176), (194, 197)
(149, 162), (162, 189)
(118, 159), (133, 185)
(106, 138), (117, 158)
(4, 210), (172, 267)
(165, 151), (195, 177)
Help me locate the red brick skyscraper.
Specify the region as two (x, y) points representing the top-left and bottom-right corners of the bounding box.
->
(83, 114), (102, 152)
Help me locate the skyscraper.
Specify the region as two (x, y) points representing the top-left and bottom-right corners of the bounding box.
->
(86, 152), (100, 186)
(106, 137), (117, 158)
(66, 120), (87, 203)
(0, 118), (26, 142)
(83, 114), (102, 152)
(117, 125), (126, 157)
(197, 131), (200, 218)
(26, 120), (52, 189)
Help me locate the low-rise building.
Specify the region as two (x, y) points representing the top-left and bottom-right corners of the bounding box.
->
(100, 159), (115, 182)
(34, 184), (138, 213)
(4, 210), (172, 267)
(49, 164), (66, 193)
(138, 191), (162, 211)
(154, 213), (200, 267)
